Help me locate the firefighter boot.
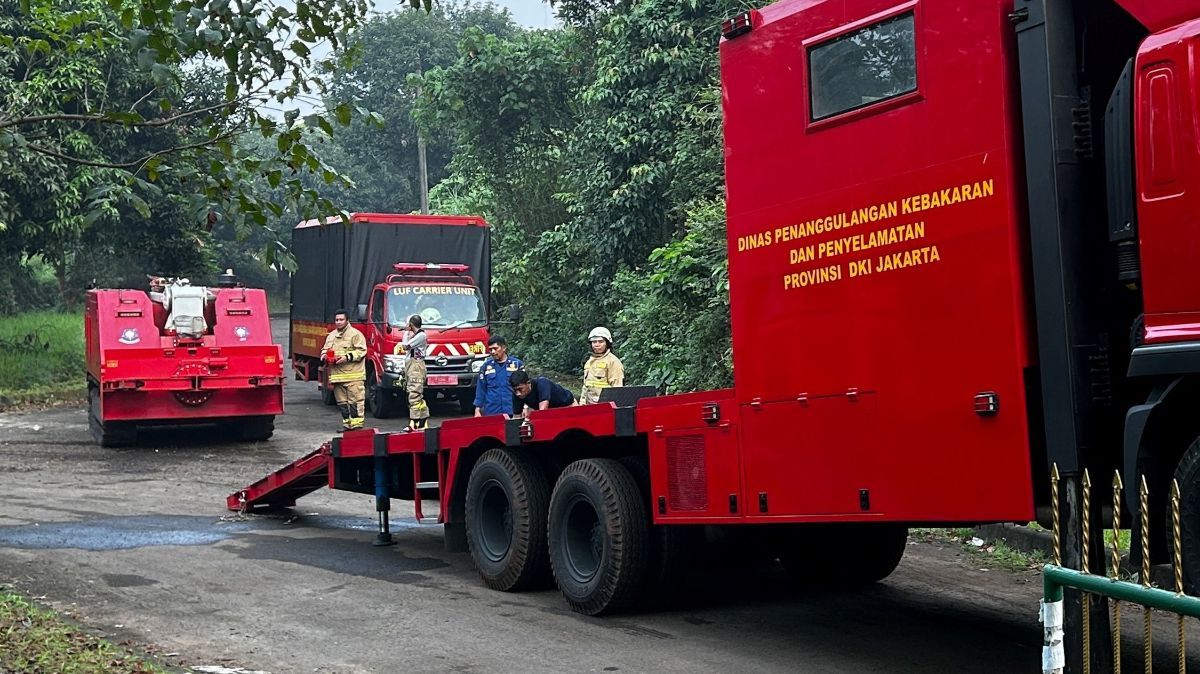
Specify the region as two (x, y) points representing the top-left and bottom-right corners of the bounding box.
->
(347, 402), (365, 430)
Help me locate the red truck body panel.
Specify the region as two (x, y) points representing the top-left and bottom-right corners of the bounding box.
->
(86, 287), (284, 424)
(1132, 18), (1200, 345)
(719, 0), (1034, 522)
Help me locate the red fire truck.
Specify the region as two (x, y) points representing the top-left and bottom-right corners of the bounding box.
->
(232, 0), (1200, 616)
(86, 273), (283, 447)
(289, 213), (492, 417)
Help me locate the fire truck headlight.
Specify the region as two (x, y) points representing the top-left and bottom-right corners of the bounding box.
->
(383, 355), (405, 374)
(471, 357), (486, 373)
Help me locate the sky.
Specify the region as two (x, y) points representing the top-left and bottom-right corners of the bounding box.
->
(369, 0), (559, 28)
(262, 0), (558, 118)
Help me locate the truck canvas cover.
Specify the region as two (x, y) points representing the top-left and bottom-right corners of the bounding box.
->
(291, 213), (491, 322)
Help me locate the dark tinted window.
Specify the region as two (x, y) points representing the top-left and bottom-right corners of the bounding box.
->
(809, 12), (917, 121)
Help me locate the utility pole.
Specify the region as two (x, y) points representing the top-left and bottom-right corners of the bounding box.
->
(415, 53), (429, 214)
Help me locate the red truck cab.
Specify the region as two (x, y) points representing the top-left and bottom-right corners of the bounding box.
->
(364, 263), (489, 417)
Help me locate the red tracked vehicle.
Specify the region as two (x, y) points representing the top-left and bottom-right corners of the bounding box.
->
(232, 0), (1200, 618)
(87, 273), (283, 446)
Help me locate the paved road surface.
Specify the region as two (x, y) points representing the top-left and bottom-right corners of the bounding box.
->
(0, 318), (1191, 673)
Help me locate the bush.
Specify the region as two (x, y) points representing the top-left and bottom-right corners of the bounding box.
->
(0, 259), (60, 316)
(614, 199), (731, 393)
(0, 311), (85, 408)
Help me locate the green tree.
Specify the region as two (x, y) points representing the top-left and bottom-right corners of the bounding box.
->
(0, 0), (373, 290)
(413, 0), (746, 388)
(321, 2), (516, 213)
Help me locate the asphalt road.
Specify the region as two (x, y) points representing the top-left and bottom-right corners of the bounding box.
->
(0, 318), (1191, 673)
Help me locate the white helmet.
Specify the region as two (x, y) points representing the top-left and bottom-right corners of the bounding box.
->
(588, 326), (612, 343)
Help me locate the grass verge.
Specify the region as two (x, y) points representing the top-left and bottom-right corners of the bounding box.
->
(0, 311), (85, 411)
(912, 528), (1048, 573)
(0, 590), (167, 674)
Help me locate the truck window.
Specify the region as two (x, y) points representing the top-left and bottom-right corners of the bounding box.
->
(387, 287), (486, 328)
(808, 11), (917, 121)
(370, 289), (384, 324)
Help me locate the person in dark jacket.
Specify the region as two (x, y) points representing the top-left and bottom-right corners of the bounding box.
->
(510, 370), (576, 415)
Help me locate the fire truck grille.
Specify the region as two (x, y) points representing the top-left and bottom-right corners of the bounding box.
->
(666, 434), (707, 511)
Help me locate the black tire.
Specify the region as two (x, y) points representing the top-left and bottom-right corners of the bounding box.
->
(617, 456), (695, 607)
(548, 458), (648, 615)
(88, 386), (135, 448)
(366, 369), (401, 419)
(465, 449), (552, 591)
(1172, 437), (1200, 594)
(778, 524), (908, 586)
(458, 391), (476, 415)
(236, 416), (275, 442)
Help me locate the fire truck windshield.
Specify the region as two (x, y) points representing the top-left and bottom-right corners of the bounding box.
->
(386, 285), (486, 328)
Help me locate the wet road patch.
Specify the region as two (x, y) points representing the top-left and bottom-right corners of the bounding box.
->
(0, 515), (261, 550)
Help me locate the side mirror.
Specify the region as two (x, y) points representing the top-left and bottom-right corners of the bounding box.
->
(355, 304), (367, 322)
(507, 304), (522, 323)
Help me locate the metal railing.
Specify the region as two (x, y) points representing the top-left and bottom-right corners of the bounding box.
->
(1043, 465), (1200, 673)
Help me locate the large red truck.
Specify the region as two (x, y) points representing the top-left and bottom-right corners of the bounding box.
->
(289, 213), (492, 417)
(233, 0), (1200, 618)
(87, 273), (283, 447)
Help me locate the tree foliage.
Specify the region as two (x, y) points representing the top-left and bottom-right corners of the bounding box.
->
(417, 0), (741, 390)
(0, 0), (374, 307)
(322, 3), (516, 213)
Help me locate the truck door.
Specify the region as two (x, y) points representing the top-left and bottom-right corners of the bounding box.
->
(367, 287), (387, 362)
(722, 0), (1035, 521)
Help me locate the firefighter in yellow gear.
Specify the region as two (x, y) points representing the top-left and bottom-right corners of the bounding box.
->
(580, 326), (624, 404)
(322, 309), (368, 431)
(393, 314), (429, 431)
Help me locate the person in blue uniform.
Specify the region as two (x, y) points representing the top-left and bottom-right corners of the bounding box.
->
(473, 335), (524, 417)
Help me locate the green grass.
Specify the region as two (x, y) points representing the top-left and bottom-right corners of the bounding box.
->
(267, 293), (290, 314)
(911, 528), (1048, 572)
(0, 311), (85, 410)
(0, 591), (167, 673)
(1106, 528), (1132, 552)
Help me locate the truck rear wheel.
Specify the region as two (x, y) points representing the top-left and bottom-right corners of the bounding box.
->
(548, 459), (648, 615)
(1171, 437), (1200, 594)
(366, 369), (402, 419)
(777, 523), (907, 586)
(617, 456), (696, 607)
(88, 386), (135, 448)
(465, 449), (551, 591)
(236, 416), (275, 442)
(458, 390), (476, 415)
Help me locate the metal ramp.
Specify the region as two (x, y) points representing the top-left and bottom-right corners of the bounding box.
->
(226, 444), (331, 511)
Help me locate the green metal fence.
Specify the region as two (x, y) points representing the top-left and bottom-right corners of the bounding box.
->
(1042, 466), (1198, 673)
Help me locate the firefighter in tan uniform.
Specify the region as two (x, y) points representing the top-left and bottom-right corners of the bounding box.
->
(393, 314), (430, 432)
(580, 326), (624, 405)
(322, 309), (367, 431)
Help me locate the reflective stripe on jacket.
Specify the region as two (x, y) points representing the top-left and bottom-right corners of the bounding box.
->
(323, 326), (367, 383)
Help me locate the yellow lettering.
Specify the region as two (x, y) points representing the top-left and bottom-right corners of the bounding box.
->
(790, 245), (815, 264)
